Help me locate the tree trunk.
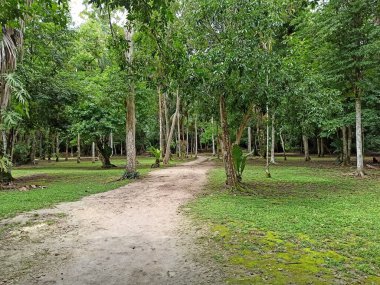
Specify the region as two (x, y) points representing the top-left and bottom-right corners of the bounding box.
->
(212, 117), (216, 156)
(194, 116), (198, 158)
(320, 137), (325, 157)
(30, 131), (36, 165)
(164, 92), (170, 143)
(342, 126), (348, 165)
(109, 132), (114, 157)
(265, 107), (271, 177)
(220, 94), (238, 187)
(158, 86), (164, 159)
(302, 135), (311, 161)
(125, 92), (136, 174)
(65, 139), (69, 161)
(317, 138), (321, 157)
(177, 98), (181, 158)
(55, 133), (59, 162)
(92, 142), (96, 163)
(270, 113), (276, 164)
(97, 142), (113, 168)
(163, 90), (180, 165)
(247, 126), (252, 154)
(280, 130), (287, 161)
(347, 126), (352, 164)
(355, 96), (365, 176)
(186, 118), (189, 157)
(235, 107), (252, 145)
(77, 133), (81, 163)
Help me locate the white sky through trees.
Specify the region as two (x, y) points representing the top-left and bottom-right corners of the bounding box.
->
(69, 0), (86, 26)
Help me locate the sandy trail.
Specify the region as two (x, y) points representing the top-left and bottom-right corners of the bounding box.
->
(0, 157), (223, 285)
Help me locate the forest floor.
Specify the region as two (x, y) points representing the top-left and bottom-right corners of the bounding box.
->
(0, 156), (223, 285)
(187, 156), (380, 284)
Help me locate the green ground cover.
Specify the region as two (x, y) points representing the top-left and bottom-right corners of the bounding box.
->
(0, 156), (181, 219)
(188, 157), (380, 284)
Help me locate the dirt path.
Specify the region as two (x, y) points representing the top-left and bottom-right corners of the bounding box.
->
(0, 157), (223, 285)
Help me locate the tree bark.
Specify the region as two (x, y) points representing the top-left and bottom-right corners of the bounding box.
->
(220, 94), (238, 187)
(77, 133), (81, 163)
(355, 96), (365, 176)
(280, 130), (287, 161)
(97, 142), (113, 168)
(109, 132), (114, 157)
(194, 116), (198, 158)
(320, 137), (325, 157)
(235, 107), (252, 145)
(92, 142), (96, 163)
(212, 117), (216, 156)
(302, 135), (311, 161)
(247, 126), (252, 154)
(347, 126), (352, 164)
(342, 126), (348, 165)
(65, 139), (69, 161)
(163, 90), (179, 165)
(265, 107), (271, 177)
(164, 92), (170, 144)
(270, 113), (276, 164)
(158, 86), (164, 159)
(317, 137), (321, 157)
(125, 92), (136, 173)
(55, 133), (59, 162)
(177, 98), (181, 158)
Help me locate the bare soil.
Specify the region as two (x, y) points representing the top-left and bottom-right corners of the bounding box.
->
(0, 157), (223, 285)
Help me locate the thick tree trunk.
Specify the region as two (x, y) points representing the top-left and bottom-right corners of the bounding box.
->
(92, 142), (96, 163)
(355, 96), (365, 176)
(247, 126), (252, 154)
(97, 142), (113, 168)
(342, 126), (348, 165)
(77, 133), (81, 163)
(302, 135), (311, 161)
(125, 92), (136, 174)
(220, 94), (238, 187)
(280, 130), (287, 161)
(317, 138), (321, 157)
(109, 132), (114, 157)
(163, 91), (180, 165)
(270, 113), (276, 164)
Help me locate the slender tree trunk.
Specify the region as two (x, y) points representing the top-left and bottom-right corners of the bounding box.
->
(10, 129), (16, 163)
(248, 126), (252, 154)
(109, 132), (114, 157)
(270, 113), (276, 164)
(235, 107), (252, 145)
(280, 130), (287, 161)
(220, 94), (238, 187)
(65, 140), (69, 161)
(320, 137), (325, 157)
(164, 92), (170, 143)
(212, 117), (216, 156)
(186, 116), (189, 157)
(317, 138), (321, 157)
(177, 98), (181, 158)
(30, 131), (36, 165)
(355, 96), (365, 176)
(342, 126), (348, 165)
(265, 107), (271, 177)
(163, 90), (180, 165)
(302, 135), (311, 161)
(55, 133), (59, 162)
(194, 116), (198, 158)
(347, 126), (352, 164)
(158, 86), (164, 159)
(71, 146), (74, 157)
(92, 142), (96, 163)
(77, 133), (81, 163)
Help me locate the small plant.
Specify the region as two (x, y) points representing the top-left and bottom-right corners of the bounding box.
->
(148, 146), (161, 168)
(232, 145), (249, 182)
(0, 155), (13, 183)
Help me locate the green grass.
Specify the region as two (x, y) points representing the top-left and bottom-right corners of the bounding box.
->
(188, 157), (380, 284)
(0, 156), (183, 219)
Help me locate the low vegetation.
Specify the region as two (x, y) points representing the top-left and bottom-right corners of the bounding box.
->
(188, 156), (380, 284)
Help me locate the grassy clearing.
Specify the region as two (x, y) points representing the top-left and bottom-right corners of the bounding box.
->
(188, 156), (380, 284)
(0, 156), (185, 219)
